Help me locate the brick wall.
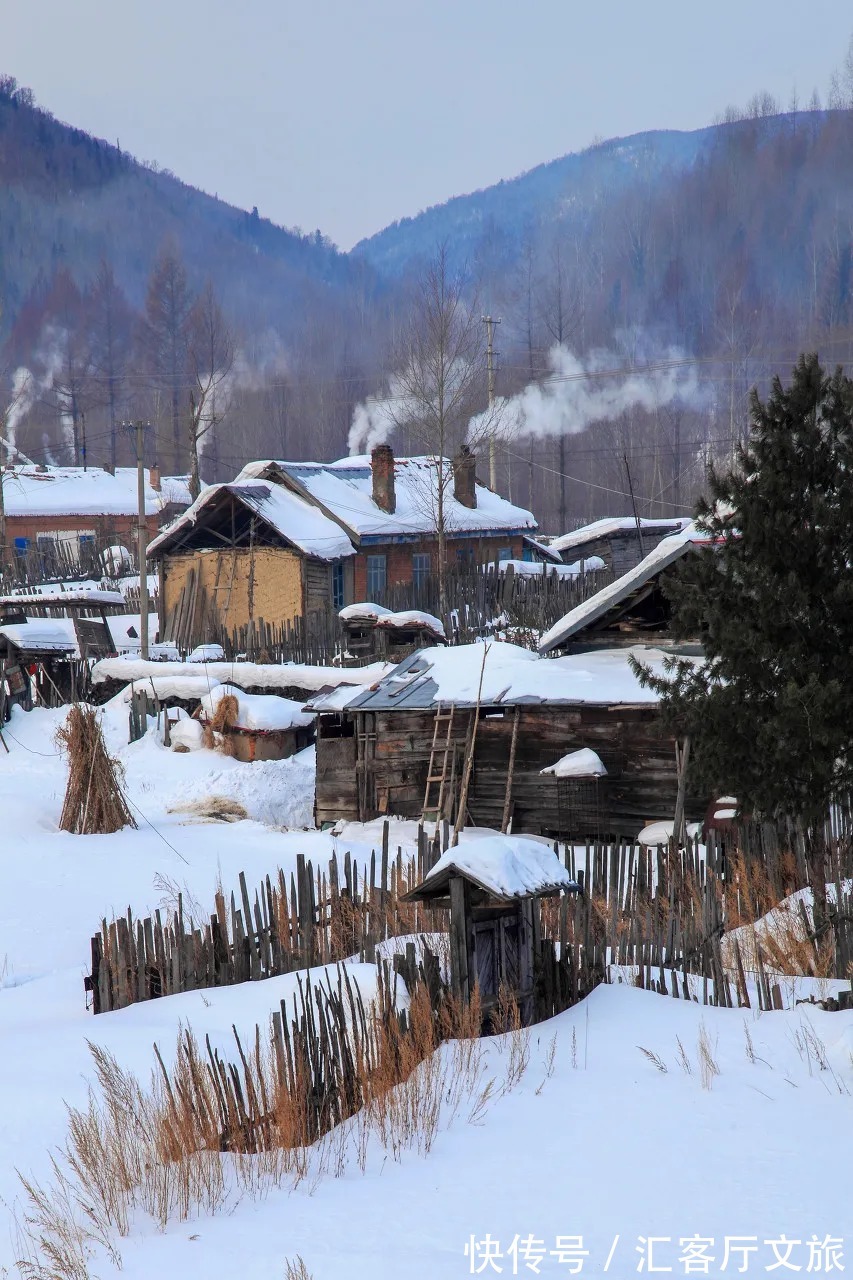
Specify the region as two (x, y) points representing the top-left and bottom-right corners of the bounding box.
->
(352, 535), (524, 599)
(6, 513), (157, 546)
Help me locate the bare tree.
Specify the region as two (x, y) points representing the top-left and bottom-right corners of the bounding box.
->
(139, 243), (194, 473)
(186, 281), (234, 500)
(387, 245), (492, 613)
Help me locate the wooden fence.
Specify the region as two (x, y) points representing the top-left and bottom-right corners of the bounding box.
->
(88, 818), (853, 1019)
(165, 561), (613, 665)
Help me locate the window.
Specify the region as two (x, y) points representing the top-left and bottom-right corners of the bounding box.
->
(456, 547), (474, 566)
(332, 561), (345, 610)
(13, 537), (29, 558)
(412, 552), (430, 587)
(366, 553), (387, 598)
(498, 547), (512, 562)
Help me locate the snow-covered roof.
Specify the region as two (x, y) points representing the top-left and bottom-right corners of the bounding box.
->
(550, 516), (692, 555)
(406, 833), (577, 901)
(147, 478), (355, 561)
(540, 748), (608, 778)
(0, 619), (78, 654)
(91, 654), (392, 692)
(1, 465), (160, 518)
(112, 469), (195, 513)
(538, 523), (712, 654)
(238, 456), (537, 541)
(199, 683), (315, 733)
(0, 588), (125, 608)
(309, 640), (700, 712)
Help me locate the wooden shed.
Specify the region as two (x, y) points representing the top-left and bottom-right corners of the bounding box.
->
(538, 524), (712, 655)
(404, 834), (578, 1027)
(198, 683), (315, 762)
(549, 517), (692, 579)
(309, 641), (708, 839)
(340, 603), (446, 666)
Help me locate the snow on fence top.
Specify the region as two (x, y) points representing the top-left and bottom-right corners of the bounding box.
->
(0, 465), (160, 517)
(407, 833), (578, 901)
(540, 747), (608, 778)
(311, 639), (698, 713)
(199, 683), (314, 733)
(491, 557), (605, 578)
(147, 478), (355, 561)
(0, 619), (79, 653)
(91, 654), (392, 692)
(239, 455), (537, 539)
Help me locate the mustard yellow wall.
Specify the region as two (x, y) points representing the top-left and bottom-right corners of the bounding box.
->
(162, 547), (304, 631)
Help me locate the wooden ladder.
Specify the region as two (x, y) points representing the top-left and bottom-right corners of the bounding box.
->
(423, 704), (457, 821)
(500, 706), (521, 833)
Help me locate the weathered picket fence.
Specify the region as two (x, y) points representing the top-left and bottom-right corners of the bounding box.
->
(88, 817), (853, 1019)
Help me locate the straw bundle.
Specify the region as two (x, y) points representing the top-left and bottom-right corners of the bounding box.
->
(56, 704), (137, 834)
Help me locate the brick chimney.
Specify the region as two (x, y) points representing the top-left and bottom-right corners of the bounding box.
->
(371, 444), (396, 513)
(453, 446), (477, 509)
(148, 466), (162, 492)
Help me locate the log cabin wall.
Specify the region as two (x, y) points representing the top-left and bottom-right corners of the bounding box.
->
(314, 703), (705, 838)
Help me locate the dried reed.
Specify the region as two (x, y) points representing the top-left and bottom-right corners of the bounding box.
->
(55, 704), (135, 835)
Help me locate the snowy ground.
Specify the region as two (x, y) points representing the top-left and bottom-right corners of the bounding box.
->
(2, 702), (853, 1277)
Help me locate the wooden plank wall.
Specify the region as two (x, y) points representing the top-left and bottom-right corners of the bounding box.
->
(340, 703), (706, 838)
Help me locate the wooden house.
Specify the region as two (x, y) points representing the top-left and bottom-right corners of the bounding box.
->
(549, 517), (692, 578)
(309, 640), (708, 839)
(538, 523), (711, 655)
(405, 835), (577, 1026)
(339, 603), (446, 666)
(147, 477), (357, 645)
(149, 446), (538, 651)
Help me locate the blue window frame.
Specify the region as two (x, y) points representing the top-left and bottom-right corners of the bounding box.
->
(13, 537), (29, 557)
(366, 553), (387, 598)
(456, 547), (474, 566)
(412, 552), (431, 587)
(332, 561), (345, 610)
(498, 547), (512, 562)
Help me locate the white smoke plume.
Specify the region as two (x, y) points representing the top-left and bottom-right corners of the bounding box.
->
(348, 360), (474, 455)
(467, 341), (706, 444)
(348, 370), (415, 455)
(3, 367), (37, 457)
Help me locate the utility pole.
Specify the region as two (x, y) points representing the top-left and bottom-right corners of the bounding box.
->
(133, 420), (150, 660)
(483, 315), (501, 490)
(623, 451), (646, 561)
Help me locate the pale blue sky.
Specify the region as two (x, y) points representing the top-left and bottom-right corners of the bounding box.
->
(6, 0), (852, 248)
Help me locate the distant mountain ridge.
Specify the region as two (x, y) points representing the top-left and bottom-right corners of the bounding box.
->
(352, 126), (718, 274)
(0, 86), (367, 344)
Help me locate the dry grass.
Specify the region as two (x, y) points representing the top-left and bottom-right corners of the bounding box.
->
(55, 704), (135, 835)
(15, 973), (523, 1278)
(284, 1259), (313, 1280)
(697, 1021), (720, 1090)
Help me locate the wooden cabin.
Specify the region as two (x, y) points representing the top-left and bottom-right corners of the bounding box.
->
(549, 517), (692, 579)
(404, 834), (577, 1026)
(538, 525), (711, 655)
(340, 603), (446, 666)
(309, 641), (708, 839)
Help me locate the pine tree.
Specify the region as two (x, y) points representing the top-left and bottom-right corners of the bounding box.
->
(638, 353), (853, 876)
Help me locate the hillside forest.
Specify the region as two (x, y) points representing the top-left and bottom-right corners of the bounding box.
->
(4, 49), (853, 534)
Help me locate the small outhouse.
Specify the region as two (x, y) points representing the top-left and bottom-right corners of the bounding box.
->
(405, 835), (578, 1028)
